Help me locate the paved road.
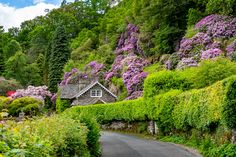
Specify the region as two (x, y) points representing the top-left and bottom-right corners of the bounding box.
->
(100, 131), (202, 157)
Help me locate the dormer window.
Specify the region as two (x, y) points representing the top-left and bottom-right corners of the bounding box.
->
(90, 89), (102, 97)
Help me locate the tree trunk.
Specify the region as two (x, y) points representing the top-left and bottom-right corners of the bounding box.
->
(232, 128), (236, 144)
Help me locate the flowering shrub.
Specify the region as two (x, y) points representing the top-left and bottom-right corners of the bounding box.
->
(226, 39), (236, 59)
(116, 23), (144, 57)
(12, 86), (52, 102)
(106, 53), (148, 98)
(195, 14), (236, 38)
(87, 61), (104, 75)
(176, 57), (198, 70)
(60, 68), (78, 86)
(105, 24), (148, 99)
(201, 48), (223, 60)
(166, 14), (236, 70)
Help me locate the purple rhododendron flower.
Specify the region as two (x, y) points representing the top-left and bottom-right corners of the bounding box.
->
(12, 86), (52, 102)
(201, 48), (222, 60)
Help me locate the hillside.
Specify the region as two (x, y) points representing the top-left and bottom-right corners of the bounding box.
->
(0, 0), (236, 101)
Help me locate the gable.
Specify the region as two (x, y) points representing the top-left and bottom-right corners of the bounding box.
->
(74, 81), (117, 99)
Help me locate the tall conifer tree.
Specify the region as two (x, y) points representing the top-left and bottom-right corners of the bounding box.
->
(49, 26), (70, 93)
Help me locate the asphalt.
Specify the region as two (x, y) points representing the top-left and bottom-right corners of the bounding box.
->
(100, 131), (202, 157)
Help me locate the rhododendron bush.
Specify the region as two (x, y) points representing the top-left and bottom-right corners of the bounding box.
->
(105, 24), (149, 100)
(12, 86), (52, 102)
(165, 14), (236, 70)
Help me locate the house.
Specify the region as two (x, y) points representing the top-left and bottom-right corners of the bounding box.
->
(59, 81), (117, 106)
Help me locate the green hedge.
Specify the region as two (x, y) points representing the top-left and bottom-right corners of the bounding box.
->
(143, 70), (191, 98)
(144, 58), (236, 99)
(66, 75), (236, 135)
(64, 98), (147, 123)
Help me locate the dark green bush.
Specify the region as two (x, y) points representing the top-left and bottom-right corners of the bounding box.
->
(7, 97), (43, 116)
(143, 70), (191, 98)
(56, 91), (70, 113)
(222, 76), (236, 129)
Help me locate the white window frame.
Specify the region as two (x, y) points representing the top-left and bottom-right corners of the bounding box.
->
(90, 89), (102, 97)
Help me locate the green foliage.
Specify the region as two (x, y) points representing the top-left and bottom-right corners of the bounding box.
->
(184, 26), (199, 38)
(173, 81), (226, 131)
(49, 26), (70, 93)
(152, 26), (182, 54)
(71, 29), (97, 50)
(56, 90), (70, 113)
(143, 70), (191, 98)
(0, 115), (92, 157)
(222, 76), (236, 129)
(0, 96), (10, 111)
(185, 58), (236, 89)
(77, 114), (101, 157)
(7, 97), (43, 116)
(152, 90), (181, 134)
(187, 8), (205, 27)
(35, 53), (45, 77)
(206, 0), (236, 15)
(4, 39), (22, 59)
(143, 63), (164, 74)
(64, 98), (147, 123)
(23, 63), (42, 86)
(4, 51), (28, 86)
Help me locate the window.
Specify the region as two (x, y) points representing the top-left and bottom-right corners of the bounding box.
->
(90, 89), (102, 97)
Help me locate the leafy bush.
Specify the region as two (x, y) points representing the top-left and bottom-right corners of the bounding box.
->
(184, 58), (236, 89)
(0, 96), (11, 110)
(144, 58), (236, 99)
(7, 97), (43, 116)
(0, 116), (91, 157)
(56, 90), (70, 113)
(143, 70), (191, 98)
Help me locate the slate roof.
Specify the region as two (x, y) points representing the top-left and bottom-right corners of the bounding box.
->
(74, 81), (117, 99)
(59, 84), (80, 99)
(59, 81), (117, 99)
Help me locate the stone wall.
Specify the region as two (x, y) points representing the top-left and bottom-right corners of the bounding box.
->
(101, 121), (158, 135)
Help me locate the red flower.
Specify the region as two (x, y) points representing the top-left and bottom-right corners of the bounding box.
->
(7, 91), (15, 97)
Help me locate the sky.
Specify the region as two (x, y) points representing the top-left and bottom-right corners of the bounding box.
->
(0, 0), (74, 30)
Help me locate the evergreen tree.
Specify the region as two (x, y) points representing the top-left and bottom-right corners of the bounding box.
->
(49, 26), (70, 93)
(36, 53), (45, 78)
(0, 26), (5, 74)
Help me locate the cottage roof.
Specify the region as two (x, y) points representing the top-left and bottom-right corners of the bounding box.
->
(74, 81), (117, 99)
(59, 84), (80, 99)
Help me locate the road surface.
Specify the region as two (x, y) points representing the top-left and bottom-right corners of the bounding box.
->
(100, 131), (202, 157)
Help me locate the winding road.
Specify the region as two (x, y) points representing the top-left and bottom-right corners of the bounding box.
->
(101, 132), (202, 157)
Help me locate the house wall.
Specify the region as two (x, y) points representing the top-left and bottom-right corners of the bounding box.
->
(74, 84), (116, 106)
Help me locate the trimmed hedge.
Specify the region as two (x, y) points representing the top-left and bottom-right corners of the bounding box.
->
(66, 75), (236, 135)
(64, 98), (147, 123)
(143, 70), (191, 98)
